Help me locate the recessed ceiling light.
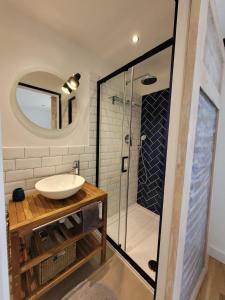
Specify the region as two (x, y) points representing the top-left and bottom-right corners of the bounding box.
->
(132, 34), (139, 43)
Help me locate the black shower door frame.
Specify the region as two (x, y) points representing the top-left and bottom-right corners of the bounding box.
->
(96, 0), (178, 293)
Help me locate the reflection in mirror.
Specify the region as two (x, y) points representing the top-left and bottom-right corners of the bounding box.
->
(15, 71), (79, 130)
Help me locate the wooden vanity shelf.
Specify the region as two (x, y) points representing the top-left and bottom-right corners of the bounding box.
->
(8, 182), (107, 300)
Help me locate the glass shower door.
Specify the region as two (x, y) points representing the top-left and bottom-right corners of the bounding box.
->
(98, 69), (133, 247)
(118, 68), (133, 250)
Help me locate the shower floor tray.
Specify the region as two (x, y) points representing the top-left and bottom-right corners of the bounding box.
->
(107, 203), (160, 280)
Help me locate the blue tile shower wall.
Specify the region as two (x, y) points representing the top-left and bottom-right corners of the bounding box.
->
(137, 88), (170, 215)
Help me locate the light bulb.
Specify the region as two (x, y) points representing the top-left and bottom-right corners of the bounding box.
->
(67, 77), (78, 90)
(132, 34), (139, 43)
(67, 73), (81, 90)
(62, 83), (71, 94)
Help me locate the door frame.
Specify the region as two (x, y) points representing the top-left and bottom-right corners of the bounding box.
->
(156, 0), (225, 299)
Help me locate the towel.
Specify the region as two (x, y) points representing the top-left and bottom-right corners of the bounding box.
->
(81, 202), (99, 232)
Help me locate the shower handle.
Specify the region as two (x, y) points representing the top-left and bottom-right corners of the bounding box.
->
(121, 156), (128, 173)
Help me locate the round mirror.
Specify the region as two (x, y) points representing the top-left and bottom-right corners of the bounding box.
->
(14, 71), (78, 132)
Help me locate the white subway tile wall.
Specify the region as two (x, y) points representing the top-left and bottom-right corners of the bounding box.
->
(6, 169), (34, 183)
(3, 73), (99, 202)
(3, 160), (15, 171)
(3, 147), (24, 159)
(99, 81), (141, 219)
(25, 147), (50, 158)
(16, 158), (42, 170)
(49, 146), (68, 156)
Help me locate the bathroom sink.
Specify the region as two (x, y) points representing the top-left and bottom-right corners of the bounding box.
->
(35, 174), (85, 200)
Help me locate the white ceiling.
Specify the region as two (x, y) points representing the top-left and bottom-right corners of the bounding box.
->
(133, 47), (172, 95)
(215, 0), (225, 38)
(107, 46), (172, 98)
(5, 0), (175, 69)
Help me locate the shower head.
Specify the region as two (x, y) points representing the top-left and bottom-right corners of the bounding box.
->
(139, 134), (147, 148)
(141, 75), (157, 85)
(126, 73), (157, 86)
(141, 135), (146, 141)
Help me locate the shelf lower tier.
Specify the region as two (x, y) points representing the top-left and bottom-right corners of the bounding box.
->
(22, 233), (102, 300)
(20, 221), (103, 274)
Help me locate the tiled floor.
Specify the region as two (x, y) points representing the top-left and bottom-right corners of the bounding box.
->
(41, 245), (153, 300)
(107, 203), (160, 280)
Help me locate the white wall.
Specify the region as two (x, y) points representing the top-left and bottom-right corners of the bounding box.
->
(208, 1), (225, 264)
(209, 74), (225, 264)
(215, 0), (225, 37)
(0, 4), (111, 204)
(0, 2), (110, 147)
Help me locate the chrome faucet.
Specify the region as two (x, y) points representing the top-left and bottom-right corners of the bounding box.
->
(72, 160), (80, 175)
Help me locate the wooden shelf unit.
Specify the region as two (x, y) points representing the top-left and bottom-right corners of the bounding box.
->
(8, 182), (107, 300)
(22, 233), (102, 300)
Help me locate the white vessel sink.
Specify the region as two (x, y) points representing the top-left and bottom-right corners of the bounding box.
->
(35, 174), (85, 200)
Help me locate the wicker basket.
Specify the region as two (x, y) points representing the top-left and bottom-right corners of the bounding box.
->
(32, 225), (76, 285)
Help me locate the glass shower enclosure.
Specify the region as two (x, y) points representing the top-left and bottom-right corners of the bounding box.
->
(96, 39), (174, 288)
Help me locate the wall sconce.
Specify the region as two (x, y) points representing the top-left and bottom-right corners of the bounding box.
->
(62, 83), (72, 95)
(62, 73), (81, 94)
(67, 73), (81, 90)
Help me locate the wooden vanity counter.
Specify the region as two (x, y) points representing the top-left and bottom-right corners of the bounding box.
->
(8, 182), (107, 300)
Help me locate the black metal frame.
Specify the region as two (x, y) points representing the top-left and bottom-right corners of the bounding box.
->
(18, 82), (62, 129)
(68, 96), (76, 125)
(97, 38), (173, 86)
(96, 0), (179, 294)
(96, 38), (173, 187)
(107, 235), (156, 288)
